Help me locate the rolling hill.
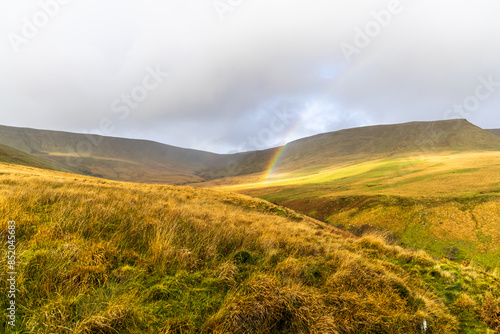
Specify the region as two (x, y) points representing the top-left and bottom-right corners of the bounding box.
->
(0, 125), (280, 184)
(1, 119), (499, 185)
(0, 143), (57, 170)
(3, 120), (500, 331)
(187, 122), (500, 271)
(3, 120), (500, 269)
(212, 152), (500, 270)
(257, 119), (500, 177)
(2, 162), (500, 332)
(0, 124), (220, 184)
(195, 119), (500, 183)
(487, 129), (500, 137)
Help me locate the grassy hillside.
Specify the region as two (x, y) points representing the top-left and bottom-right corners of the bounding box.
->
(487, 129), (500, 137)
(197, 119), (500, 185)
(214, 151), (500, 269)
(2, 119), (499, 185)
(2, 164), (500, 333)
(0, 143), (58, 171)
(265, 119), (500, 175)
(0, 125), (282, 184)
(0, 125), (222, 184)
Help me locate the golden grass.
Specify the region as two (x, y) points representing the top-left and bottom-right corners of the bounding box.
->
(210, 151), (500, 198)
(0, 163), (499, 332)
(204, 151), (500, 268)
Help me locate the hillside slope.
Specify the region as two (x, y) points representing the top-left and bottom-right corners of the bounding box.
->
(0, 125), (223, 184)
(1, 119), (498, 184)
(0, 143), (57, 170)
(268, 119), (500, 175)
(0, 125), (279, 184)
(197, 119), (500, 185)
(1, 163), (500, 332)
(487, 129), (500, 137)
(217, 151), (500, 269)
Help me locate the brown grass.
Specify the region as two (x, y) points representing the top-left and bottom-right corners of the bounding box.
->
(0, 163), (499, 332)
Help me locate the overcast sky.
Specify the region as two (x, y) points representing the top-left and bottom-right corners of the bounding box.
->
(1, 0), (500, 153)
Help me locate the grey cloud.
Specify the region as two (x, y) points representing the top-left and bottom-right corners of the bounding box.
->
(1, 0), (499, 153)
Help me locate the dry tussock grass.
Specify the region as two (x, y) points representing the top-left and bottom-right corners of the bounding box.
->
(0, 163), (499, 332)
(480, 292), (500, 331)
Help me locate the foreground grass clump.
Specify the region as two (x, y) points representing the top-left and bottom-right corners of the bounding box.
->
(1, 164), (500, 333)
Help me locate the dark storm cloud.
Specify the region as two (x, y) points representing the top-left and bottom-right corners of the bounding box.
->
(1, 0), (500, 153)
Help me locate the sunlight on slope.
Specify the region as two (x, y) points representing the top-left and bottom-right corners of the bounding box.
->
(217, 151), (500, 198)
(2, 162), (500, 332)
(210, 151), (500, 269)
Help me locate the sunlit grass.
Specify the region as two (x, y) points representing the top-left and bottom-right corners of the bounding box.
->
(1, 162), (500, 332)
(216, 152), (500, 197)
(209, 151), (500, 269)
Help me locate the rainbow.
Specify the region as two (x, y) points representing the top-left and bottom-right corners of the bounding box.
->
(262, 114), (305, 182)
(261, 55), (374, 183)
(263, 144), (289, 182)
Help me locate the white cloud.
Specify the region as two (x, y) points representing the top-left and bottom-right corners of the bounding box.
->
(0, 0), (499, 153)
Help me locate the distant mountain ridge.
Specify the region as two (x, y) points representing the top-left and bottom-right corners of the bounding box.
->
(268, 119), (500, 174)
(487, 129), (500, 137)
(0, 119), (498, 184)
(0, 124), (221, 183)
